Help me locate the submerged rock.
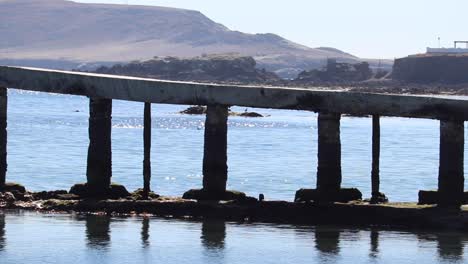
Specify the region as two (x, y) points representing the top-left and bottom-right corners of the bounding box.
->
(180, 106), (264, 117)
(182, 188), (257, 202)
(180, 106), (207, 115)
(70, 183), (130, 199)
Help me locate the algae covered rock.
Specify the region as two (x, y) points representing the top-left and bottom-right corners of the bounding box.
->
(70, 183), (130, 199)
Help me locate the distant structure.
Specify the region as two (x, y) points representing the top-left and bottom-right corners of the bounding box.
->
(427, 41), (468, 54)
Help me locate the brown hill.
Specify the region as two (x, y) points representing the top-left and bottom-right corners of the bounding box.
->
(0, 0), (360, 78)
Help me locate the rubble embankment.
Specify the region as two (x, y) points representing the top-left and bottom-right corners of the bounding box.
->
(0, 183), (467, 231)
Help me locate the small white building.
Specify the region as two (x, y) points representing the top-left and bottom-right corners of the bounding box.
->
(426, 47), (468, 54)
(427, 41), (468, 54)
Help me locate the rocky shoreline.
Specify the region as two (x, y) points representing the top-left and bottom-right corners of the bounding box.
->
(0, 184), (466, 231)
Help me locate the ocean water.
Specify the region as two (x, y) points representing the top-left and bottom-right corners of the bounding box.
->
(1, 89), (467, 264)
(0, 212), (466, 264)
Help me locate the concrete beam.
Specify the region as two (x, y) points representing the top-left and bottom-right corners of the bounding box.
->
(1, 66), (468, 120)
(86, 98), (112, 193)
(316, 113), (342, 191)
(202, 105), (228, 193)
(0, 87), (6, 190)
(438, 119), (465, 206)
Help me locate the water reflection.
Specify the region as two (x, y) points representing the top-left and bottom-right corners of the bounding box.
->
(369, 229), (380, 259)
(85, 215), (111, 249)
(201, 219), (226, 258)
(0, 214), (4, 251)
(314, 226), (341, 263)
(417, 232), (465, 262)
(141, 217), (150, 248)
(436, 233), (464, 262)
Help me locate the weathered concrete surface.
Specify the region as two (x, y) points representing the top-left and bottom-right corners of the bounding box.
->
(438, 119), (465, 206)
(316, 113), (341, 191)
(202, 105), (228, 193)
(86, 98), (112, 193)
(1, 66), (468, 120)
(0, 87), (6, 190)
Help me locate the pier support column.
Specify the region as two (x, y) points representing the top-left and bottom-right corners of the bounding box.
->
(86, 98), (112, 194)
(316, 112), (342, 191)
(202, 105), (228, 193)
(143, 102), (151, 199)
(0, 87), (6, 191)
(183, 105), (248, 201)
(295, 112), (362, 202)
(438, 119), (464, 207)
(370, 115), (387, 204)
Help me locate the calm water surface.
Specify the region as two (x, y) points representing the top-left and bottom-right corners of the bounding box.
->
(2, 90), (468, 263)
(0, 212), (466, 264)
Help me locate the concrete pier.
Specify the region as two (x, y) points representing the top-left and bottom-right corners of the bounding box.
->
(0, 87), (6, 190)
(86, 98), (112, 193)
(438, 119), (465, 206)
(183, 105), (248, 201)
(295, 113), (362, 202)
(0, 66), (467, 207)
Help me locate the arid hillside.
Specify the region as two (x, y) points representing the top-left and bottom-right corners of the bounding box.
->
(0, 0), (363, 78)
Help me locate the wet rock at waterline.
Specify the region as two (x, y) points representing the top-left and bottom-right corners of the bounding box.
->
(180, 106), (264, 117)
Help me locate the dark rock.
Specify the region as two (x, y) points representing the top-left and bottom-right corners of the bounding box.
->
(295, 188), (362, 203)
(131, 188), (160, 200)
(95, 54), (280, 84)
(70, 183), (130, 199)
(1, 182), (26, 193)
(259, 193), (265, 202)
(1, 192), (15, 204)
(238, 112), (263, 118)
(369, 192), (389, 204)
(182, 188), (256, 202)
(56, 193), (80, 200)
(32, 190), (68, 200)
(180, 105), (207, 115)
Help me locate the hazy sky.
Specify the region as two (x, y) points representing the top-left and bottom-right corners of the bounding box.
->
(76, 0), (468, 59)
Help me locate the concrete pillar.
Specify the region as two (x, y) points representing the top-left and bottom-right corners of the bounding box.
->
(0, 87), (6, 190)
(370, 115), (387, 203)
(438, 119), (465, 207)
(143, 102), (151, 198)
(316, 112), (342, 191)
(86, 98), (112, 193)
(202, 105), (228, 193)
(371, 115), (380, 196)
